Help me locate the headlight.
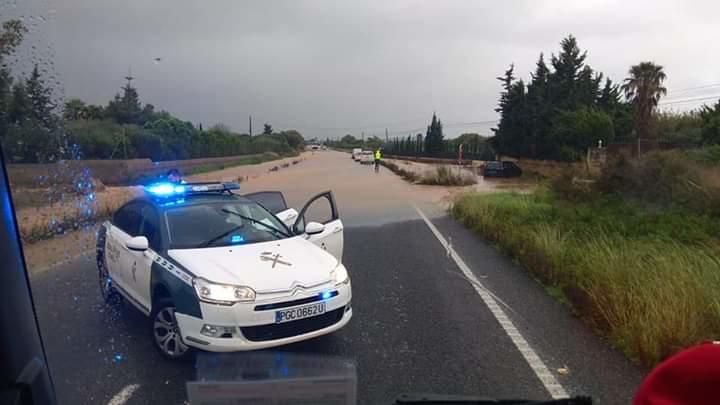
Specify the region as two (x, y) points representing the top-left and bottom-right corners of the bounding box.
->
(193, 278), (256, 305)
(331, 264), (350, 285)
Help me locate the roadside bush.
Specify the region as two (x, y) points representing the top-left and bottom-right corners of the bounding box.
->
(550, 169), (597, 201)
(451, 191), (720, 366)
(420, 166), (477, 186)
(598, 151), (720, 216)
(686, 145), (720, 166)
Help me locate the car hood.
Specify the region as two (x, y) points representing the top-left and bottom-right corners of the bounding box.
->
(168, 236), (339, 292)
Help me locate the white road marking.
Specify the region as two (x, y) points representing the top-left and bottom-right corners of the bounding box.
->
(107, 384), (140, 405)
(413, 205), (569, 399)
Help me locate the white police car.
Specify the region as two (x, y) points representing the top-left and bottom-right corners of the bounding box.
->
(96, 182), (351, 358)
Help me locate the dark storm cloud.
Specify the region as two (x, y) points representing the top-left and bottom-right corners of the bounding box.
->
(7, 0), (720, 139)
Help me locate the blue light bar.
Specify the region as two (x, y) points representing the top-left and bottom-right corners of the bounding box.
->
(145, 182), (186, 197)
(230, 235), (244, 243)
(145, 181), (240, 198)
(187, 182), (240, 193)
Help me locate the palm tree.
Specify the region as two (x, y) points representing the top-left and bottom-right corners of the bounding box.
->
(63, 98), (87, 120)
(621, 62), (667, 143)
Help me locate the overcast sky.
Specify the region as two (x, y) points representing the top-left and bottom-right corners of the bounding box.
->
(6, 0), (720, 139)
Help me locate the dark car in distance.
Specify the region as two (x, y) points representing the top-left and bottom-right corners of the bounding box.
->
(482, 161), (523, 178)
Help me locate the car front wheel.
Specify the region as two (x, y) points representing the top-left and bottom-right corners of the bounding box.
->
(151, 299), (190, 359)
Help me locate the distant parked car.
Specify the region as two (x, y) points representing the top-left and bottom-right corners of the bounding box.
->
(351, 148), (362, 160)
(482, 161), (522, 178)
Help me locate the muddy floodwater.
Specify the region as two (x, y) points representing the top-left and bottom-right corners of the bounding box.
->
(22, 151), (535, 271)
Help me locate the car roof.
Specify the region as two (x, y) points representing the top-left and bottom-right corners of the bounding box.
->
(129, 192), (253, 211)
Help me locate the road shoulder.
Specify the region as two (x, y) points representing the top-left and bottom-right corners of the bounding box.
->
(426, 214), (645, 403)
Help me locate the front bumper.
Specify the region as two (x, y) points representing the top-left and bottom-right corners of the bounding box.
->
(176, 282), (352, 352)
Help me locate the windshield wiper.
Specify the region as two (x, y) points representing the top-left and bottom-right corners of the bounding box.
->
(221, 209), (290, 238)
(394, 394), (592, 405)
(201, 224), (247, 248)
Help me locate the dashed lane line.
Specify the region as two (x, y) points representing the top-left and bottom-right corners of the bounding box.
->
(107, 384), (140, 405)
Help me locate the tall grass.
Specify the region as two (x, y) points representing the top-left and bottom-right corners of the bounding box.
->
(379, 160), (420, 182)
(452, 191), (720, 366)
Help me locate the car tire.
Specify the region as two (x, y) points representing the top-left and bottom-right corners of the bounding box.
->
(151, 299), (190, 360)
(97, 249), (121, 305)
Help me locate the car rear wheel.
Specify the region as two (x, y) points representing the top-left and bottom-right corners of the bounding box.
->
(152, 299), (190, 359)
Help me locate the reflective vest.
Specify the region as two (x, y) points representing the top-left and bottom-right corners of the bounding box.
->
(375, 150), (382, 160)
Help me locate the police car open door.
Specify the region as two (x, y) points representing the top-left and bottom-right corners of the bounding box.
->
(293, 191), (344, 261)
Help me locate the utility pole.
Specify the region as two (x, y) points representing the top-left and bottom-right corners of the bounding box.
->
(385, 128), (388, 143)
(249, 115), (253, 136)
(123, 127), (128, 159)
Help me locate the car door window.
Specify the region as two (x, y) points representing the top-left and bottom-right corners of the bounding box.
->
(294, 191), (338, 234)
(139, 204), (162, 251)
(113, 202), (143, 236)
(242, 191), (288, 214)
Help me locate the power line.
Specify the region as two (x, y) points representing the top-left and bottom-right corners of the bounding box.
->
(667, 83), (720, 96)
(659, 94), (720, 106)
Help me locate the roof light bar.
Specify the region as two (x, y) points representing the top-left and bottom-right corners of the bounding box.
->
(144, 182), (240, 197)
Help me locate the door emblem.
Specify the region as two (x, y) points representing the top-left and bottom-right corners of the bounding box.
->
(260, 252), (291, 268)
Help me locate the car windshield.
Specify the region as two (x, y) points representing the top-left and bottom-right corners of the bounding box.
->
(165, 201), (290, 249)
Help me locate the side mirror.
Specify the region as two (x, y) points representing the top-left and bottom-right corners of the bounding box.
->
(126, 236), (149, 252)
(305, 222), (325, 235)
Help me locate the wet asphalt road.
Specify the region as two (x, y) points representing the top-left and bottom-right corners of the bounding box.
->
(28, 152), (644, 404)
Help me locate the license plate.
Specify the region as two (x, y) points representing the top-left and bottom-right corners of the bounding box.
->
(275, 302), (326, 324)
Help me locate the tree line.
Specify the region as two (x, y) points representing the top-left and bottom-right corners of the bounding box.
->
(492, 35), (637, 161)
(492, 35), (720, 161)
(382, 113), (496, 161)
(0, 19), (304, 164)
(328, 112), (494, 161)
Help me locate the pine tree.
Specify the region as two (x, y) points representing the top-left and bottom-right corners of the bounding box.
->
(527, 54), (550, 156)
(598, 78), (620, 110)
(493, 64), (530, 156)
(0, 20), (27, 139)
(25, 64), (56, 127)
(549, 35), (587, 109)
(9, 81), (30, 124)
(107, 78), (142, 124)
(424, 113), (444, 156)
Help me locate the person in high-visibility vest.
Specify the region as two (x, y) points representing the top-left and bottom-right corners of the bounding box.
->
(374, 148), (382, 171)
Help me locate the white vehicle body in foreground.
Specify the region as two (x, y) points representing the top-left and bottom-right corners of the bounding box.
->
(97, 184), (351, 358)
(170, 237), (351, 352)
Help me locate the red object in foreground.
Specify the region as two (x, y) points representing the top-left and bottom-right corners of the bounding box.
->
(634, 342), (720, 405)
